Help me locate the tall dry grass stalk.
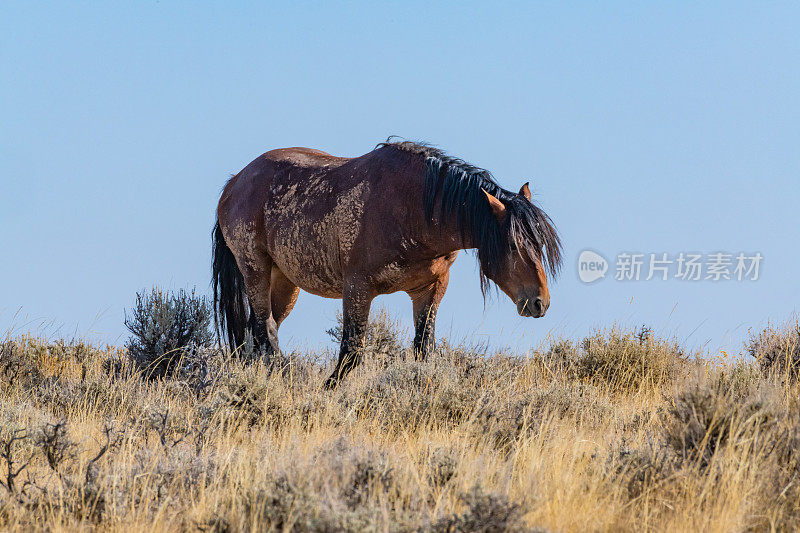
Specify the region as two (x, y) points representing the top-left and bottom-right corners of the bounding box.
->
(1, 318), (800, 531)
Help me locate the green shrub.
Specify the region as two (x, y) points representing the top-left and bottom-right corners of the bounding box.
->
(748, 320), (800, 379)
(424, 446), (459, 489)
(477, 381), (608, 450)
(326, 308), (406, 358)
(662, 370), (780, 469)
(430, 485), (528, 533)
(576, 326), (688, 393)
(124, 287), (214, 380)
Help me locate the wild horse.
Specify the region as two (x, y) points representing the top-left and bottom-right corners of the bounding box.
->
(212, 140), (562, 387)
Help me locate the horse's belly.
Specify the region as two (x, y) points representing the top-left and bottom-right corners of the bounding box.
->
(267, 180), (369, 299)
(283, 265), (343, 298)
(271, 228), (344, 298)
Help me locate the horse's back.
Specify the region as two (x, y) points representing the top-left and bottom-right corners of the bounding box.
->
(219, 147), (351, 222)
(219, 144), (425, 297)
(220, 147), (374, 296)
(262, 147), (351, 169)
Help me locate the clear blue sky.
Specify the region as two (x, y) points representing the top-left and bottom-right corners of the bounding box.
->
(2, 2), (798, 356)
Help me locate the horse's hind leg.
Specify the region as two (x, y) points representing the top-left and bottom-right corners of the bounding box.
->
(239, 261), (280, 357)
(270, 267), (300, 330)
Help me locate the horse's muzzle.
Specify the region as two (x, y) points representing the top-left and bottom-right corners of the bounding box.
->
(517, 297), (548, 318)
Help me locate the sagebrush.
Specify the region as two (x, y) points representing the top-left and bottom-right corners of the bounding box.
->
(1, 317), (800, 531)
(124, 287), (214, 379)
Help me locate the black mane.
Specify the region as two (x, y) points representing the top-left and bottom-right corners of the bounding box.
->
(378, 139), (563, 294)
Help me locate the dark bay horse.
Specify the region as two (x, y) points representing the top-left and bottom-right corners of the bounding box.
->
(212, 140), (562, 387)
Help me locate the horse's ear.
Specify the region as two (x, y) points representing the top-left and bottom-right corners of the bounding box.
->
(482, 189), (507, 224)
(519, 182), (532, 201)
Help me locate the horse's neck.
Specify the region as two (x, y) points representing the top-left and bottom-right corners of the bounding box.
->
(423, 210), (478, 256)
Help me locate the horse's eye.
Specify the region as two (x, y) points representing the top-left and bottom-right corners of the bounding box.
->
(510, 243), (518, 252)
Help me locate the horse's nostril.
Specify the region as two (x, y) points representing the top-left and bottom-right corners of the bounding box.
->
(533, 298), (545, 316)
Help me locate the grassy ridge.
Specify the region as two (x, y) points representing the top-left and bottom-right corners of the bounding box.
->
(1, 316), (800, 532)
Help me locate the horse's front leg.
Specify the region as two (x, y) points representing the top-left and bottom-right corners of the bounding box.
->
(323, 281), (373, 389)
(409, 272), (450, 359)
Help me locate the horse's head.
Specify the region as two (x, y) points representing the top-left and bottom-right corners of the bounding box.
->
(480, 183), (560, 318)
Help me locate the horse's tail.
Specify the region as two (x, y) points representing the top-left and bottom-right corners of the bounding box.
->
(212, 220), (249, 350)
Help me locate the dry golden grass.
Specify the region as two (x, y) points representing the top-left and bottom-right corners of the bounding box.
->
(1, 319), (800, 532)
